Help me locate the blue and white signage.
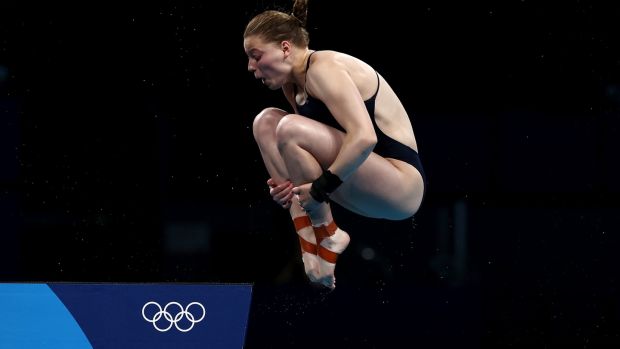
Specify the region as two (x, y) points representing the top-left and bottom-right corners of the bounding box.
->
(0, 283), (253, 348)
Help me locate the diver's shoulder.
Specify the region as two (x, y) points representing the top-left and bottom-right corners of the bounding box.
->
(311, 50), (367, 69)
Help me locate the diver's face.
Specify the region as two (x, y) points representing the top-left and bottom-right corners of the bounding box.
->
(244, 36), (289, 90)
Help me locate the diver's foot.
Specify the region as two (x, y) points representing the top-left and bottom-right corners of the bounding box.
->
(293, 216), (320, 282)
(313, 224), (350, 290)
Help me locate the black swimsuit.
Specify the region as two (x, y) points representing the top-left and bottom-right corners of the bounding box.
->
(295, 52), (427, 188)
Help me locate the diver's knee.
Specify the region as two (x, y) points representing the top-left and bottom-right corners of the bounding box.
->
(252, 107), (287, 139)
(274, 114), (305, 150)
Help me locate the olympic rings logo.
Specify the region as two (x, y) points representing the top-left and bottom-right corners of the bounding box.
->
(141, 301), (206, 332)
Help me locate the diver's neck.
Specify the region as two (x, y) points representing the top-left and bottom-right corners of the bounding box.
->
(291, 49), (314, 88)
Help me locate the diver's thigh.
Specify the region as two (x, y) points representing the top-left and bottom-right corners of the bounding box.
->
(331, 154), (420, 219)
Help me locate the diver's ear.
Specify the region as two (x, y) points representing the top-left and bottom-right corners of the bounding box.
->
(281, 40), (292, 58)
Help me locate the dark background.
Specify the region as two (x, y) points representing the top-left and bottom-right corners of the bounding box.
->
(1, 0), (619, 348)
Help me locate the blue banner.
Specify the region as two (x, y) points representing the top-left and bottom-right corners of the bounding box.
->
(0, 283), (253, 348)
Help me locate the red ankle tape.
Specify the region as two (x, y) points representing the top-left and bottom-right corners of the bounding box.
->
(313, 221), (338, 240)
(298, 236), (317, 255)
(318, 245), (339, 264)
(293, 215), (312, 231)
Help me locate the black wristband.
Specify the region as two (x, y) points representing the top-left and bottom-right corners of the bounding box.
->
(309, 170), (343, 203)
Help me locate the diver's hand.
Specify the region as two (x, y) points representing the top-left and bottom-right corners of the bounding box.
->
(292, 183), (320, 212)
(267, 178), (294, 209)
